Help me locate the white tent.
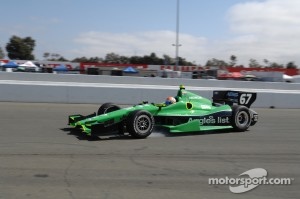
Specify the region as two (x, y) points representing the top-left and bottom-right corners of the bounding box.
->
(19, 61), (39, 71)
(19, 61), (37, 67)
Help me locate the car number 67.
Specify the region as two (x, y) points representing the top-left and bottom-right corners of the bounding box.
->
(240, 93), (252, 105)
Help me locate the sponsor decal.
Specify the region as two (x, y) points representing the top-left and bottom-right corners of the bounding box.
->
(200, 104), (211, 109)
(189, 96), (203, 100)
(188, 116), (230, 125)
(208, 168), (294, 194)
(227, 91), (239, 97)
(218, 117), (229, 124)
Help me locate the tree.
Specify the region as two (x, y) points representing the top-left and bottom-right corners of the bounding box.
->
(163, 54), (174, 65)
(72, 56), (89, 62)
(129, 56), (143, 64)
(142, 53), (162, 65)
(149, 52), (161, 64)
(0, 46), (5, 59)
(177, 57), (195, 66)
(104, 52), (121, 63)
(43, 52), (50, 60)
(6, 35), (35, 60)
(56, 56), (69, 61)
(249, 59), (260, 68)
(43, 52), (69, 61)
(205, 58), (228, 68)
(72, 52), (196, 65)
(286, 62), (297, 69)
(119, 56), (130, 64)
(263, 59), (269, 68)
(229, 55), (237, 67)
(269, 62), (283, 68)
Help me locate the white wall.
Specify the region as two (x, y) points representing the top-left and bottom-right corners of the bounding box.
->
(0, 72), (299, 108)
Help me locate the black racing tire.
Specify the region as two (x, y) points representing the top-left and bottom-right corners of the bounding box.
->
(97, 103), (121, 115)
(231, 105), (251, 131)
(127, 110), (154, 139)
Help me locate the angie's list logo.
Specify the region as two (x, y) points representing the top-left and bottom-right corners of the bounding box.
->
(208, 168), (294, 193)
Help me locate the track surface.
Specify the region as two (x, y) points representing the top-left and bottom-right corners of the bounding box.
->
(0, 102), (299, 199)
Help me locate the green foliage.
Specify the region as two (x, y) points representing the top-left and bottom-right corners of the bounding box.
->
(176, 56), (192, 66)
(205, 58), (228, 67)
(43, 52), (69, 61)
(72, 56), (89, 62)
(286, 62), (297, 69)
(263, 59), (269, 67)
(43, 52), (50, 60)
(269, 62), (284, 68)
(249, 59), (260, 68)
(229, 55), (237, 66)
(72, 56), (103, 62)
(0, 46), (5, 59)
(6, 35), (35, 60)
(104, 52), (121, 63)
(92, 52), (195, 65)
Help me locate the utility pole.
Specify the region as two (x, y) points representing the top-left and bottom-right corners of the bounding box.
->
(172, 0), (181, 71)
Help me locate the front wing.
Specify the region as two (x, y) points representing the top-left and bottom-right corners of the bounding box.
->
(68, 113), (122, 136)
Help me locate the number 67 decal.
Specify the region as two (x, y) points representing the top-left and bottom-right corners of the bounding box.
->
(239, 93), (253, 105)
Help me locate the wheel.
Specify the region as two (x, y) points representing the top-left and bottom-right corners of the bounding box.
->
(97, 103), (120, 115)
(127, 110), (154, 139)
(97, 103), (124, 135)
(231, 105), (251, 131)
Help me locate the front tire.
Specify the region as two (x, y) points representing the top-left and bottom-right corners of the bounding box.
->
(127, 110), (154, 139)
(97, 103), (120, 115)
(97, 103), (124, 134)
(231, 105), (251, 131)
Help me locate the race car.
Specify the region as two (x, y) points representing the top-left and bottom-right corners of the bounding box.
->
(68, 85), (258, 139)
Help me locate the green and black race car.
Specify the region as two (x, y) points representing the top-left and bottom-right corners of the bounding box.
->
(68, 85), (258, 139)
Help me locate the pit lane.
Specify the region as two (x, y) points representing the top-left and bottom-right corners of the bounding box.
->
(0, 102), (299, 199)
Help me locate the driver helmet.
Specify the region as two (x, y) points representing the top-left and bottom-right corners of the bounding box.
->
(165, 96), (176, 105)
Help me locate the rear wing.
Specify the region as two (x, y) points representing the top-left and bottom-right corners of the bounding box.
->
(213, 90), (257, 108)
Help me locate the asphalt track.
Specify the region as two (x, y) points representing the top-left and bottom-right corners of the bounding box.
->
(0, 102), (299, 199)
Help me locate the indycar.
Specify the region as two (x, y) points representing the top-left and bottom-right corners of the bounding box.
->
(68, 85), (258, 139)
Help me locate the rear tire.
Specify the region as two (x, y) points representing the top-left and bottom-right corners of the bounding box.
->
(97, 103), (120, 115)
(231, 105), (251, 131)
(127, 110), (154, 139)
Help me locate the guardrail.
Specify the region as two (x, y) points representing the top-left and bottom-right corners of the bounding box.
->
(0, 72), (299, 108)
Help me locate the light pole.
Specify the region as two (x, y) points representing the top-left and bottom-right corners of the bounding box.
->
(172, 0), (181, 71)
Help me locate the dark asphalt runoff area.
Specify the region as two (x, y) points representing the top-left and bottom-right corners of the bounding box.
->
(0, 102), (299, 199)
